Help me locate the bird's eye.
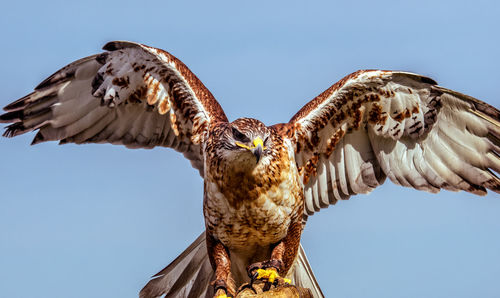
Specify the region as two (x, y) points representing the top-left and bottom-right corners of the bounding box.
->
(232, 127), (250, 142)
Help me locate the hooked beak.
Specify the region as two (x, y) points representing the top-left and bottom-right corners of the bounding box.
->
(252, 144), (263, 163)
(235, 137), (266, 163)
(251, 137), (264, 163)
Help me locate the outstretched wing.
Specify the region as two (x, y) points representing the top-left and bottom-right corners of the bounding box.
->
(0, 41), (228, 176)
(281, 70), (500, 216)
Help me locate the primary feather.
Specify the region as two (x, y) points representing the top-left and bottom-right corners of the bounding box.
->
(1, 41), (228, 176)
(285, 70), (499, 215)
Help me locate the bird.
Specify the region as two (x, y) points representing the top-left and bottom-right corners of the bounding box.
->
(1, 41), (499, 298)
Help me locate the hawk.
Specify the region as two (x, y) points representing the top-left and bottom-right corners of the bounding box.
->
(1, 41), (499, 298)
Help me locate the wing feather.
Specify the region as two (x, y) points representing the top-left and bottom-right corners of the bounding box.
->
(327, 158), (341, 203)
(336, 139), (350, 197)
(316, 156), (330, 208)
(282, 70), (499, 216)
(304, 186), (315, 214)
(1, 41), (228, 176)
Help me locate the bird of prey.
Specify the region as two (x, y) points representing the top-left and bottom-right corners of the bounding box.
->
(1, 41), (499, 298)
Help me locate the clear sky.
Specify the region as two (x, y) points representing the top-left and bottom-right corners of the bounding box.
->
(1, 1), (499, 297)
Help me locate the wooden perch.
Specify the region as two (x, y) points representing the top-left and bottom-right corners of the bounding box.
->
(235, 280), (313, 298)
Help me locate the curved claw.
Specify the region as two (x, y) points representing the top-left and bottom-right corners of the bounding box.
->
(214, 279), (232, 298)
(247, 260), (291, 291)
(247, 262), (263, 279)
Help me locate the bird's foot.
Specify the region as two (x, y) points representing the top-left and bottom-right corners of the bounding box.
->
(247, 260), (291, 289)
(213, 279), (233, 298)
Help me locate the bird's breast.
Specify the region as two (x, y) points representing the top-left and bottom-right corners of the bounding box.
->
(203, 145), (303, 252)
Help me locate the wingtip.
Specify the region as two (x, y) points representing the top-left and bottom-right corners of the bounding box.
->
(2, 123), (24, 138)
(433, 85), (500, 122)
(2, 128), (13, 138)
(0, 110), (21, 123)
(3, 94), (31, 112)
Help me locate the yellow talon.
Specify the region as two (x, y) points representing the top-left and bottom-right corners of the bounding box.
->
(284, 278), (291, 284)
(256, 268), (279, 283)
(215, 294), (228, 298)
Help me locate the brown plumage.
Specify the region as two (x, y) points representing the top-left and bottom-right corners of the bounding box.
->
(1, 41), (499, 298)
(203, 118), (304, 295)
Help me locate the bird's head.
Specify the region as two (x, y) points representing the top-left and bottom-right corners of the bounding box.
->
(213, 118), (272, 170)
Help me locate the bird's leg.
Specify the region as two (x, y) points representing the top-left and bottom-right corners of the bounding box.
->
(247, 220), (302, 287)
(207, 233), (236, 298)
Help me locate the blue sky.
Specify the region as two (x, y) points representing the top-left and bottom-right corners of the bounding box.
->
(0, 1), (499, 297)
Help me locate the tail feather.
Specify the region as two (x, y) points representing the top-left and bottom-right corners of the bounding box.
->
(140, 232), (214, 298)
(140, 232), (324, 298)
(289, 245), (325, 298)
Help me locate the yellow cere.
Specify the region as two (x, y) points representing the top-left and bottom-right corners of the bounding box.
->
(235, 137), (266, 150)
(253, 137), (265, 149)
